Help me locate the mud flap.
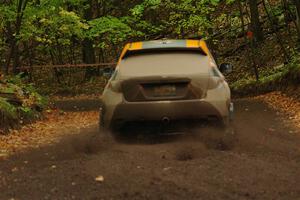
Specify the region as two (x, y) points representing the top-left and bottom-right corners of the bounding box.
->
(229, 102), (234, 121)
(99, 107), (105, 132)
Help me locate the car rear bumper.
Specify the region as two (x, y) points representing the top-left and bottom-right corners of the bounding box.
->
(104, 99), (227, 128)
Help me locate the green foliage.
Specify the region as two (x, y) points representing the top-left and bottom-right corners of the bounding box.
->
(19, 106), (35, 119)
(1, 0), (299, 99)
(130, 0), (222, 38)
(87, 16), (141, 48)
(0, 0), (245, 69)
(231, 53), (300, 96)
(131, 0), (162, 17)
(0, 75), (48, 131)
(0, 97), (18, 120)
(25, 7), (88, 47)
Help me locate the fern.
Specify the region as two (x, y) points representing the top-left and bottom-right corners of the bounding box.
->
(0, 97), (17, 120)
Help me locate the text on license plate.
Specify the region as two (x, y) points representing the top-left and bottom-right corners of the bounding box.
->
(154, 85), (176, 97)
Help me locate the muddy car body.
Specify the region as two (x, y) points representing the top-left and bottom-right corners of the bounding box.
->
(100, 39), (233, 130)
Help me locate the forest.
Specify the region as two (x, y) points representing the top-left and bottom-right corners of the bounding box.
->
(1, 1), (300, 199)
(0, 0), (300, 130)
(0, 0), (298, 72)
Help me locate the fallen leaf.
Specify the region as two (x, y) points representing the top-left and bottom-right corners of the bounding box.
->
(11, 167), (18, 172)
(163, 167), (172, 171)
(95, 175), (104, 182)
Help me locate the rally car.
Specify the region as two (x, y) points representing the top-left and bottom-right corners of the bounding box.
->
(99, 39), (233, 132)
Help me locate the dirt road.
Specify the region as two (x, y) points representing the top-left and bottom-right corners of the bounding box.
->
(1, 99), (300, 200)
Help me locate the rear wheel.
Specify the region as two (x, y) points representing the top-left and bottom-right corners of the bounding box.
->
(99, 109), (119, 139)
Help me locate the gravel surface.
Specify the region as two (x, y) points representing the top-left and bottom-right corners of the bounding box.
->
(1, 98), (300, 200)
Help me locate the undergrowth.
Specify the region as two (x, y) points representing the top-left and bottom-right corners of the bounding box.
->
(0, 74), (48, 133)
(231, 52), (300, 97)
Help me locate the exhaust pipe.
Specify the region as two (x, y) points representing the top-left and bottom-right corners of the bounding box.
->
(162, 117), (170, 124)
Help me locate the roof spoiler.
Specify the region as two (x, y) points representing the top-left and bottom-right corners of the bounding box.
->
(117, 40), (210, 64)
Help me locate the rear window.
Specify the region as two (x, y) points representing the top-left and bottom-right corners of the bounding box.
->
(118, 51), (209, 78)
(123, 48), (207, 59)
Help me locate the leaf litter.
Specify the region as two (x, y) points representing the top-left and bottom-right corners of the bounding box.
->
(253, 91), (300, 130)
(0, 109), (98, 159)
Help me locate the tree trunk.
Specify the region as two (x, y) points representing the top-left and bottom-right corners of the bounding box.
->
(24, 42), (33, 81)
(293, 0), (300, 35)
(50, 49), (62, 84)
(82, 39), (95, 64)
(5, 0), (28, 74)
(283, 0), (300, 40)
(248, 0), (264, 42)
(282, 0), (291, 33)
(83, 0), (96, 79)
(238, 1), (247, 44)
(294, 0), (300, 20)
(262, 0), (290, 62)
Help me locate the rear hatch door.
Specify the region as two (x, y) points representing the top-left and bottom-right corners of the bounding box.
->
(118, 51), (210, 102)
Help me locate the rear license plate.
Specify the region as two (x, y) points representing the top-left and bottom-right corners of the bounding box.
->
(154, 85), (176, 97)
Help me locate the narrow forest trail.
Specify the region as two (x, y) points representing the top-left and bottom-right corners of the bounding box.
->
(1, 96), (300, 200)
